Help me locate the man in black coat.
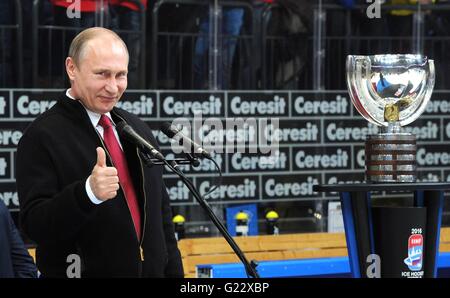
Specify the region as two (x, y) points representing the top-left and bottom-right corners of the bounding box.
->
(16, 27), (183, 277)
(0, 200), (37, 278)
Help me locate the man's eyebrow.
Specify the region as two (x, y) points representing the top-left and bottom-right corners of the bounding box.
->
(93, 69), (127, 73)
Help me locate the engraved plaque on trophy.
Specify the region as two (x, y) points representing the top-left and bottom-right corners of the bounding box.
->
(347, 54), (435, 182)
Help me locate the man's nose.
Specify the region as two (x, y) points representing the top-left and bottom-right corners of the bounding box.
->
(105, 78), (119, 94)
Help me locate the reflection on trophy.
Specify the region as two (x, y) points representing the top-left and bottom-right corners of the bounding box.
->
(347, 54), (435, 182)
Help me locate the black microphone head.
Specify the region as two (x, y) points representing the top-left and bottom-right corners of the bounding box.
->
(117, 121), (165, 161)
(160, 122), (179, 138)
(116, 121), (129, 136)
(116, 122), (136, 142)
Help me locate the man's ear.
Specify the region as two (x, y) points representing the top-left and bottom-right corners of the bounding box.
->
(66, 57), (76, 81)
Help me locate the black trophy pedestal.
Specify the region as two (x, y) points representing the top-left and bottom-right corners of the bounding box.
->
(313, 182), (450, 278)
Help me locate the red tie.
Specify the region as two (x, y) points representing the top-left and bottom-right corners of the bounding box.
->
(98, 115), (141, 241)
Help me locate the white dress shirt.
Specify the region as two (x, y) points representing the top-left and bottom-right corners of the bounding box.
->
(66, 89), (123, 205)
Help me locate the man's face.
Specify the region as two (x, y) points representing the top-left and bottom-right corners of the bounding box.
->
(66, 37), (128, 114)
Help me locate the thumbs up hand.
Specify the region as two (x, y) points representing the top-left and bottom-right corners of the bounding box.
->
(89, 147), (119, 201)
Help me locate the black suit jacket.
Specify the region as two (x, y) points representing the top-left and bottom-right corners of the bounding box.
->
(0, 200), (37, 278)
(16, 93), (183, 277)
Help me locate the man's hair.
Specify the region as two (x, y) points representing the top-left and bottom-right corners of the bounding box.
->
(68, 27), (129, 66)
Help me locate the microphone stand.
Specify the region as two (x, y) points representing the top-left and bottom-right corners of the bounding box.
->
(140, 151), (260, 278)
(138, 151), (199, 168)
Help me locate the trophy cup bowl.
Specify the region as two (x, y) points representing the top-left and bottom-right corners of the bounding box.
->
(346, 54), (435, 182)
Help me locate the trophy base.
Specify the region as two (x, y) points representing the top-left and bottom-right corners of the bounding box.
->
(365, 133), (417, 183)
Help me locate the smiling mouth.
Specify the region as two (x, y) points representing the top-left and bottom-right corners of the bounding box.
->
(99, 96), (116, 101)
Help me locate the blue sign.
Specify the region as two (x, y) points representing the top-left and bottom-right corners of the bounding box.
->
(226, 203), (259, 236)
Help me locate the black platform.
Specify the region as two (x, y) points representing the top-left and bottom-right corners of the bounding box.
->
(313, 182), (450, 278)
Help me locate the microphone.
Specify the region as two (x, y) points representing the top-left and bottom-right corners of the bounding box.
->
(117, 122), (165, 161)
(160, 122), (212, 159)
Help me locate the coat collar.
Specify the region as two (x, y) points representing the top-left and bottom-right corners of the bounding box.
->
(58, 91), (128, 127)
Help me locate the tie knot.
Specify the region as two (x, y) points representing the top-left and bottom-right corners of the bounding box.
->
(98, 115), (113, 129)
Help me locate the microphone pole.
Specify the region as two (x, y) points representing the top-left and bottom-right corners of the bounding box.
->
(117, 121), (259, 277)
(162, 159), (260, 278)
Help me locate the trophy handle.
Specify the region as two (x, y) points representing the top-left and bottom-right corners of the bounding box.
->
(401, 59), (435, 126)
(346, 55), (384, 126)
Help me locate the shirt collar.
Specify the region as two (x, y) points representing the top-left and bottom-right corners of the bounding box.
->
(66, 89), (115, 128)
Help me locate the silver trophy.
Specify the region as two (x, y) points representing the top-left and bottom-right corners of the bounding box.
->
(347, 54), (435, 182)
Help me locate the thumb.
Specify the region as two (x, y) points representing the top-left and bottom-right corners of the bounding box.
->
(96, 147), (107, 167)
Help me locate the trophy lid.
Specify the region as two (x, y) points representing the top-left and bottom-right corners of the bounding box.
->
(346, 54), (435, 127)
